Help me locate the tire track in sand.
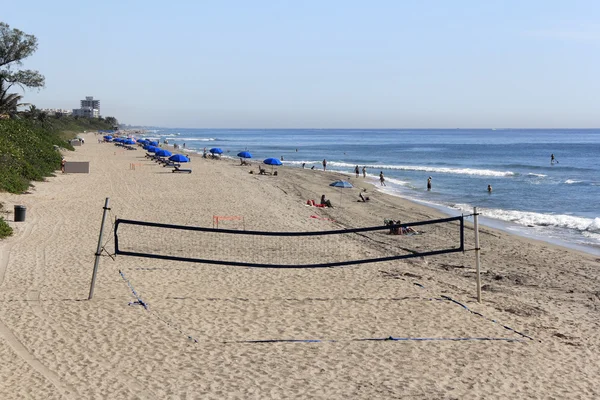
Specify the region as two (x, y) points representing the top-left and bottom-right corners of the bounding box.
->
(0, 201), (77, 399)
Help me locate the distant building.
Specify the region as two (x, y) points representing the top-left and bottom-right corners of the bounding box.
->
(80, 96), (100, 114)
(41, 108), (72, 116)
(72, 107), (99, 118)
(72, 96), (100, 118)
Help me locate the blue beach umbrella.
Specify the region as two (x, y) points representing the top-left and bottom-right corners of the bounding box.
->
(263, 157), (283, 174)
(329, 180), (354, 206)
(169, 154), (189, 163)
(329, 180), (353, 188)
(103, 135), (112, 140)
(210, 147), (223, 154)
(156, 149), (172, 157)
(124, 139), (136, 145)
(147, 146), (158, 153)
(149, 141), (158, 146)
(263, 158), (283, 166)
(237, 151), (252, 159)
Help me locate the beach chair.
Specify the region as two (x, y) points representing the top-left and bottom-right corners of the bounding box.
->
(172, 166), (192, 173)
(163, 161), (181, 168)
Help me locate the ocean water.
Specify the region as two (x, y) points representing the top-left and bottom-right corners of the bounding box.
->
(146, 128), (600, 254)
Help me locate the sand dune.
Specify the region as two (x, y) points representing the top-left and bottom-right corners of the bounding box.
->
(0, 132), (598, 399)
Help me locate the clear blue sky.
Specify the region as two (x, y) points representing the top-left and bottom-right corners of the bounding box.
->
(4, 0), (600, 128)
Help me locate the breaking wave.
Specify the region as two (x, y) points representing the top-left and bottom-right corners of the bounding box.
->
(323, 162), (515, 177)
(451, 205), (600, 233)
(175, 137), (217, 142)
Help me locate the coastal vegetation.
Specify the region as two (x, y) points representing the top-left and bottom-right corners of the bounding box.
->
(0, 117), (114, 194)
(0, 203), (12, 238)
(0, 217), (11, 238)
(0, 21), (118, 194)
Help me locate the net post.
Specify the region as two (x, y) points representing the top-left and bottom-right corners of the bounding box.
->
(473, 207), (482, 303)
(89, 197), (110, 300)
(460, 215), (465, 251)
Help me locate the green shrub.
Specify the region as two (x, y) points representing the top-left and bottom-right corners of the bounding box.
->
(0, 117), (112, 193)
(0, 216), (12, 238)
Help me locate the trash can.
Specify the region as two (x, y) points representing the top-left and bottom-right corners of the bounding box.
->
(14, 205), (26, 222)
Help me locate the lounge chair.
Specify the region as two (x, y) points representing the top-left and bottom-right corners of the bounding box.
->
(172, 166), (192, 173)
(163, 161), (181, 168)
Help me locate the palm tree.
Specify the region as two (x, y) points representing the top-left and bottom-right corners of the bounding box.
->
(36, 110), (47, 124)
(25, 104), (40, 119)
(0, 79), (27, 116)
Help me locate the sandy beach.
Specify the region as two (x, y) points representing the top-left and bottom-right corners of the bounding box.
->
(0, 132), (599, 399)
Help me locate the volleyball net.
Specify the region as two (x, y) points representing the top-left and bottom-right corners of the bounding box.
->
(113, 216), (464, 268)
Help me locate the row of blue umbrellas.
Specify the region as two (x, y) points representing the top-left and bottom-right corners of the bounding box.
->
(141, 141), (353, 204)
(107, 137), (137, 145)
(145, 145), (190, 163)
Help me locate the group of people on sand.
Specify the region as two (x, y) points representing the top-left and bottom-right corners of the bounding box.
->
(386, 220), (417, 235)
(306, 195), (333, 208)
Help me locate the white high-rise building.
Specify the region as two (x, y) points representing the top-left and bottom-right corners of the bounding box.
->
(80, 96), (100, 114)
(73, 96), (100, 118)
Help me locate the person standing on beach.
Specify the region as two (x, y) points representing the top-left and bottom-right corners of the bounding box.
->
(354, 165), (359, 178)
(323, 159), (327, 171)
(427, 176), (432, 191)
(362, 166), (366, 178)
(379, 171), (386, 186)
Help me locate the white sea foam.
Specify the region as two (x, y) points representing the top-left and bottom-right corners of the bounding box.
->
(326, 161), (514, 177)
(451, 205), (600, 233)
(382, 177), (411, 186)
(565, 179), (583, 184)
(527, 173), (547, 177)
(279, 160), (321, 166)
(176, 137), (217, 142)
(582, 231), (600, 241)
(270, 160), (513, 177)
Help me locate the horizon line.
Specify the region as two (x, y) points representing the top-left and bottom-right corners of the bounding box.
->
(120, 126), (600, 130)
